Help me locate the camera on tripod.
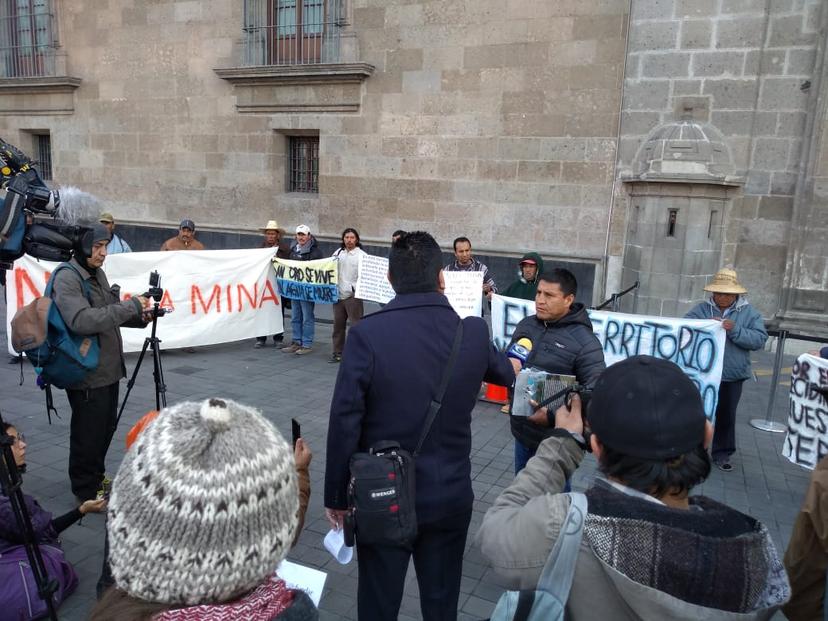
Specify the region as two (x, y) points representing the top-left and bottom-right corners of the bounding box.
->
(143, 271), (167, 317)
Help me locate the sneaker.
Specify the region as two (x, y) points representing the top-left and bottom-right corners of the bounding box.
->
(254, 341), (265, 349)
(328, 354), (342, 363)
(716, 461), (733, 472)
(281, 343), (301, 353)
(295, 346), (313, 355)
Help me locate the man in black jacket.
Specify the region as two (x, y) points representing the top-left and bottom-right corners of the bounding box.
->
(507, 268), (605, 473)
(324, 231), (514, 620)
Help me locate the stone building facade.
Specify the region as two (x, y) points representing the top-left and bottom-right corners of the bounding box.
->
(0, 0), (825, 333)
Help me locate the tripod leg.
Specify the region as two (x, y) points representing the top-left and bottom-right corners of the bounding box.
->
(151, 337), (168, 410)
(117, 336), (152, 426)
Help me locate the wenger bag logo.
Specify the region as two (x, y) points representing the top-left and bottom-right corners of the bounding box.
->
(370, 487), (396, 500)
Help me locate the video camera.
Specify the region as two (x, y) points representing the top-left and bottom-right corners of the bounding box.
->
(0, 137), (90, 270)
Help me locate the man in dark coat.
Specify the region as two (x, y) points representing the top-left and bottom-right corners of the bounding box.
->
(280, 224), (323, 355)
(255, 219), (290, 348)
(507, 268), (605, 473)
(324, 231), (514, 621)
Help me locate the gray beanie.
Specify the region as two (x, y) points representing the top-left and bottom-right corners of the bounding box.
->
(107, 398), (298, 605)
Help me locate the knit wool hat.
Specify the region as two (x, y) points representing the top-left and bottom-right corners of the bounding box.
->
(107, 398), (298, 606)
(588, 356), (707, 460)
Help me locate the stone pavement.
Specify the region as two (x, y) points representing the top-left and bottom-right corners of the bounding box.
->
(0, 295), (810, 620)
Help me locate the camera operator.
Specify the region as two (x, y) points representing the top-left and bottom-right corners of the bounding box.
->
(51, 223), (150, 504)
(478, 356), (790, 619)
(506, 268), (605, 473)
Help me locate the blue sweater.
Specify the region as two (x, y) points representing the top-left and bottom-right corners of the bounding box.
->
(685, 297), (768, 382)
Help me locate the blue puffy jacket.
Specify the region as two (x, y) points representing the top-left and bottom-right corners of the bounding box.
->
(685, 297), (768, 382)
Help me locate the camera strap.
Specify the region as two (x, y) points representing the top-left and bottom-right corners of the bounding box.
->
(533, 385), (579, 413)
(413, 320), (464, 458)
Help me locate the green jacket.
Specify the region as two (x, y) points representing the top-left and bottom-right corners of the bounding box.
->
(501, 252), (544, 301)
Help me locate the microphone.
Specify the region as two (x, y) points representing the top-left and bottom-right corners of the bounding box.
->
(507, 337), (532, 366)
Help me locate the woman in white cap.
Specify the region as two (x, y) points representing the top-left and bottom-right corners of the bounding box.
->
(685, 268), (767, 472)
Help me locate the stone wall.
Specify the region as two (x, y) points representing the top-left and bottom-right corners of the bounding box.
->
(610, 0), (823, 316)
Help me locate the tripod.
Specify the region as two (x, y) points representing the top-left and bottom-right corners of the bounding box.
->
(0, 410), (59, 620)
(117, 301), (167, 424)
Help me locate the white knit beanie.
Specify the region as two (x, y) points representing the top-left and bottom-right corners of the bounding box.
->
(107, 398), (298, 605)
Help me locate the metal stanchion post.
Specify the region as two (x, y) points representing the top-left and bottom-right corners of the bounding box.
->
(750, 329), (788, 433)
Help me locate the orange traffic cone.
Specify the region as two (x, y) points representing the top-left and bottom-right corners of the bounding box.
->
(480, 382), (509, 404)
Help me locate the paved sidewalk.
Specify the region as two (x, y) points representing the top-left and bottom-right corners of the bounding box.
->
(0, 295), (809, 620)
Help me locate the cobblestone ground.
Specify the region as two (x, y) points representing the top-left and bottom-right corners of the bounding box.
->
(0, 297), (808, 620)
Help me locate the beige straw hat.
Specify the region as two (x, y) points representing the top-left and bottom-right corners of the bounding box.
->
(703, 268), (747, 294)
(260, 220), (279, 231)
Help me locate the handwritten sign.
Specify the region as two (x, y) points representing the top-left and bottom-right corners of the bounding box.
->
(273, 257), (338, 304)
(6, 249), (283, 353)
(443, 271), (483, 318)
(490, 294), (726, 420)
(783, 353), (828, 470)
(355, 253), (395, 304)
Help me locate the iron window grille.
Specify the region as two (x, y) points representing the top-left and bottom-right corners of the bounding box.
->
(36, 132), (51, 180)
(0, 0), (57, 78)
(243, 0), (343, 66)
(288, 136), (319, 193)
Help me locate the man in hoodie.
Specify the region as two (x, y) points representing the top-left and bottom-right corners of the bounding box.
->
(478, 355), (790, 620)
(506, 268), (605, 473)
(281, 224), (323, 355)
(501, 252), (543, 301)
(685, 268), (767, 472)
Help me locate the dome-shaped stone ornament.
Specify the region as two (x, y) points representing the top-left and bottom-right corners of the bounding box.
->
(629, 111), (741, 184)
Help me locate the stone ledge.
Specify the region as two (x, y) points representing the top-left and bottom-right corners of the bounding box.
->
(0, 76), (82, 115)
(214, 63), (374, 113)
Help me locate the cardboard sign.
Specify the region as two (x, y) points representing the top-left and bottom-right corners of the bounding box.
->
(783, 353), (828, 470)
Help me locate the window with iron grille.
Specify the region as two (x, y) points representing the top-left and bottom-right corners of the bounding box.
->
(243, 0), (342, 66)
(288, 136), (319, 193)
(0, 0), (57, 78)
(35, 132), (51, 180)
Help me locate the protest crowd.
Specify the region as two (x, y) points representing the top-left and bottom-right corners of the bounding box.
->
(2, 205), (828, 621)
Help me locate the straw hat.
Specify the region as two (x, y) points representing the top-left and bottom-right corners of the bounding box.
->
(703, 268), (747, 294)
(260, 220), (279, 231)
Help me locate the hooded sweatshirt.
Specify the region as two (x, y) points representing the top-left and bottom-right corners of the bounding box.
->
(502, 252), (544, 301)
(478, 436), (791, 621)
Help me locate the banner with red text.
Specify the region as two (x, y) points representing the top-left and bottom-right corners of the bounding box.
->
(6, 249), (282, 353)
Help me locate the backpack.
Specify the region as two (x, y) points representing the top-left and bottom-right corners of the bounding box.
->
(489, 492), (587, 621)
(0, 544), (79, 620)
(11, 263), (100, 389)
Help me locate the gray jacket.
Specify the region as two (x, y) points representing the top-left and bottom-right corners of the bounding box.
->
(477, 436), (790, 620)
(51, 257), (144, 390)
(685, 296), (767, 382)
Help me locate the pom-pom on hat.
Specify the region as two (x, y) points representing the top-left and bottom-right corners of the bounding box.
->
(107, 398), (298, 605)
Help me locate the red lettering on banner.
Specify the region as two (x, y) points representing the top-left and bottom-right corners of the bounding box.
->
(15, 268), (42, 309)
(191, 284), (222, 314)
(237, 283), (258, 311)
(160, 290), (175, 311)
(226, 285), (233, 313)
(259, 280), (280, 308)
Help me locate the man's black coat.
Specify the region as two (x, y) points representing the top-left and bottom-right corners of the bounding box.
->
(324, 292), (514, 523)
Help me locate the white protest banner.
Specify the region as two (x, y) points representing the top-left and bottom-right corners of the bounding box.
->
(783, 353), (828, 470)
(273, 257), (338, 304)
(6, 249), (283, 353)
(443, 270), (483, 318)
(355, 253), (395, 304)
(490, 294), (726, 420)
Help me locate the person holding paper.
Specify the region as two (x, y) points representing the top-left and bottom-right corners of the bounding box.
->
(281, 224), (323, 355)
(685, 268), (767, 473)
(324, 231), (514, 621)
(330, 228), (366, 363)
(444, 236), (497, 300)
(506, 268), (605, 473)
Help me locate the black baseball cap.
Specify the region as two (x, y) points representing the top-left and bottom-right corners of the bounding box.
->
(588, 355), (706, 460)
(180, 219), (195, 230)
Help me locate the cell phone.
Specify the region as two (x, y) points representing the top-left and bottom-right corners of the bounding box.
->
(291, 418), (301, 449)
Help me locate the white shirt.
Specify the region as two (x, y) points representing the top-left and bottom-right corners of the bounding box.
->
(333, 246), (365, 299)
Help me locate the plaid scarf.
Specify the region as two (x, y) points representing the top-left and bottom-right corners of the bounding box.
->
(584, 481), (790, 612)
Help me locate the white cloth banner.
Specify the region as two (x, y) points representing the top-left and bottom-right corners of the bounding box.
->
(443, 271), (483, 318)
(490, 294), (727, 420)
(354, 253), (395, 304)
(783, 353), (828, 470)
(6, 249), (283, 353)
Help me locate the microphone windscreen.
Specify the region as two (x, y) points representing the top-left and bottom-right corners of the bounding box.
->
(56, 186), (103, 226)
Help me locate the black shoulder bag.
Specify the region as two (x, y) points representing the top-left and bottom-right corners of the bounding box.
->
(345, 320), (464, 549)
